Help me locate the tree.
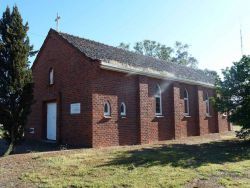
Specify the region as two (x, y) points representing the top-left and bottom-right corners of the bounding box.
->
(203, 68), (218, 77)
(0, 6), (34, 156)
(172, 41), (198, 68)
(214, 56), (250, 139)
(134, 40), (159, 57)
(156, 44), (173, 63)
(117, 42), (130, 51)
(118, 40), (197, 68)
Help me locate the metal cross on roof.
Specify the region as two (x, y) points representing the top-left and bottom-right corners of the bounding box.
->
(55, 13), (61, 31)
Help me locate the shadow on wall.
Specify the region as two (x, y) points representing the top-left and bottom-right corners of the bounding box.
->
(97, 118), (110, 124)
(99, 139), (250, 169)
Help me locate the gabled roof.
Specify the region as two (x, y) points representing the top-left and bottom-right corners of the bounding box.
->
(51, 29), (215, 86)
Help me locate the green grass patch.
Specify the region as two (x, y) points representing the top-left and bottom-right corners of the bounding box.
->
(20, 139), (250, 188)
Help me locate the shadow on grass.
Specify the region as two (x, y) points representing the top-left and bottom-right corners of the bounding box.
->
(103, 139), (250, 169)
(0, 138), (79, 156)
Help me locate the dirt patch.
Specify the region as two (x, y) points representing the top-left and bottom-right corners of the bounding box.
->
(186, 178), (224, 188)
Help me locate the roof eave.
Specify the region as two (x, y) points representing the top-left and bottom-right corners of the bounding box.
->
(100, 61), (214, 88)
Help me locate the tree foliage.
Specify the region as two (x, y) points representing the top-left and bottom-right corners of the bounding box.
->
(117, 42), (130, 51)
(172, 42), (198, 68)
(0, 6), (34, 155)
(214, 56), (250, 139)
(118, 40), (198, 68)
(203, 68), (218, 77)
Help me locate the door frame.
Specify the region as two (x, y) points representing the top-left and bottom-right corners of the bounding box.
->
(42, 99), (58, 142)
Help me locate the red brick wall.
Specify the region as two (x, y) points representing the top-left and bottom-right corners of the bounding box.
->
(178, 84), (200, 137)
(92, 69), (139, 147)
(173, 83), (200, 139)
(138, 76), (150, 144)
(26, 31), (230, 148)
(197, 87), (219, 135)
(92, 74), (175, 147)
(143, 77), (175, 142)
(218, 113), (231, 132)
(26, 31), (94, 147)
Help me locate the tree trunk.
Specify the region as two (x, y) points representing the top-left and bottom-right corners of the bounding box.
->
(3, 141), (14, 157)
(3, 126), (15, 157)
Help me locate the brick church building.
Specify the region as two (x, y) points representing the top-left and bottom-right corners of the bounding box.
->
(26, 29), (231, 147)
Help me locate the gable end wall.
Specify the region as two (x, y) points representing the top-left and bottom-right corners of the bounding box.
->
(26, 32), (96, 147)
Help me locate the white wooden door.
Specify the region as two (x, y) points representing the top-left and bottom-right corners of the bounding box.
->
(47, 103), (57, 140)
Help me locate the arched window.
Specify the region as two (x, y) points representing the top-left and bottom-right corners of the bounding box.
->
(184, 88), (189, 115)
(205, 92), (210, 115)
(49, 68), (54, 85)
(104, 101), (111, 117)
(120, 102), (126, 116)
(155, 84), (162, 116)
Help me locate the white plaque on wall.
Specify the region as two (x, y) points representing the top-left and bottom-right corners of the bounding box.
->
(70, 103), (81, 114)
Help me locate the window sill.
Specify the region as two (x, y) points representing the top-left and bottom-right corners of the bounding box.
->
(183, 114), (191, 118)
(70, 113), (81, 115)
(28, 128), (35, 134)
(104, 116), (111, 119)
(120, 116), (127, 119)
(155, 115), (164, 118)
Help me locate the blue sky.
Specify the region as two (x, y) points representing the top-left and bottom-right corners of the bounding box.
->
(1, 0), (250, 73)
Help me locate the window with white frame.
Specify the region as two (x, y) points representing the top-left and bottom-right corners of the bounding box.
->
(155, 84), (162, 116)
(205, 92), (210, 115)
(49, 68), (54, 85)
(184, 88), (189, 115)
(120, 102), (126, 116)
(104, 101), (111, 117)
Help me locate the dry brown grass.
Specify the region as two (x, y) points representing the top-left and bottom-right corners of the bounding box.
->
(0, 131), (249, 188)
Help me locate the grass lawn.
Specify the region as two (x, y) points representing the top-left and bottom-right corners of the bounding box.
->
(0, 132), (249, 187)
